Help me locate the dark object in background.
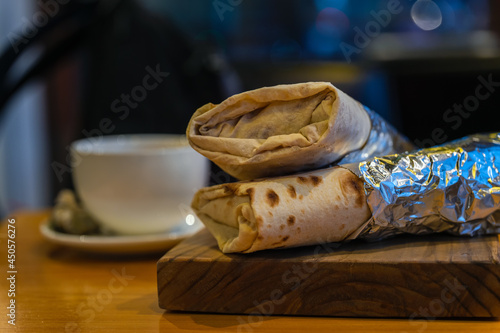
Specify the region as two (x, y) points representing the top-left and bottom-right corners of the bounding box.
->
(0, 0), (236, 205)
(45, 0), (229, 195)
(82, 0), (225, 135)
(380, 58), (500, 148)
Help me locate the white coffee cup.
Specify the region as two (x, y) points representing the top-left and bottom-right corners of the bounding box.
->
(70, 134), (209, 235)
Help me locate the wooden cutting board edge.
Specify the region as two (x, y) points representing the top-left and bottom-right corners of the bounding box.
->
(157, 229), (500, 318)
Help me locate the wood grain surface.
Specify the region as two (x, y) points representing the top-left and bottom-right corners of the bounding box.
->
(158, 229), (500, 317)
(2, 210), (500, 333)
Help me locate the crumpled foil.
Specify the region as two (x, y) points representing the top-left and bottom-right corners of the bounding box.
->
(355, 132), (500, 241)
(339, 107), (415, 164)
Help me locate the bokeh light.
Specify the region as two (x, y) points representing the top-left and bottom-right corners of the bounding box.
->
(411, 0), (443, 31)
(316, 7), (350, 35)
(307, 7), (350, 58)
(185, 214), (195, 226)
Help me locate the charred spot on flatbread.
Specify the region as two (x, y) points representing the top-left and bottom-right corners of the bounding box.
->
(246, 187), (255, 199)
(340, 173), (366, 208)
(297, 176), (308, 184)
(271, 235), (290, 246)
(266, 189), (280, 207)
(287, 185), (297, 198)
(310, 175), (323, 186)
(287, 215), (296, 226)
(222, 184), (239, 195)
(297, 175), (323, 187)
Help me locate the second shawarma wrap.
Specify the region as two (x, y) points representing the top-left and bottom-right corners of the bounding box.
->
(187, 82), (374, 180)
(193, 134), (500, 253)
(192, 166), (371, 253)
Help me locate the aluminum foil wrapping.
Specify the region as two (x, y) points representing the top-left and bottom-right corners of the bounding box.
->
(339, 107), (415, 164)
(354, 132), (500, 241)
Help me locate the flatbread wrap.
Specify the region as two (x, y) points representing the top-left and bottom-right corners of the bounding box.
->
(191, 166), (371, 253)
(187, 82), (372, 180)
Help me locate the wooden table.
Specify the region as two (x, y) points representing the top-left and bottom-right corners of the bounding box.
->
(1, 210), (499, 332)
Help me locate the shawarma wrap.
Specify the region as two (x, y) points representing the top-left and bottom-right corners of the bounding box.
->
(191, 166), (371, 253)
(187, 82), (371, 180)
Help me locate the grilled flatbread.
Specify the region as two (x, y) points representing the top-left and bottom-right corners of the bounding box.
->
(191, 166), (371, 253)
(187, 82), (371, 180)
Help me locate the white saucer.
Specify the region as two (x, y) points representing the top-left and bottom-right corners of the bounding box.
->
(39, 219), (204, 255)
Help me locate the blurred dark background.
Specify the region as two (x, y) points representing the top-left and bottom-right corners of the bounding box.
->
(1, 0), (500, 216)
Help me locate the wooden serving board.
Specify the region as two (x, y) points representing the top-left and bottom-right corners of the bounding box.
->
(157, 229), (500, 317)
